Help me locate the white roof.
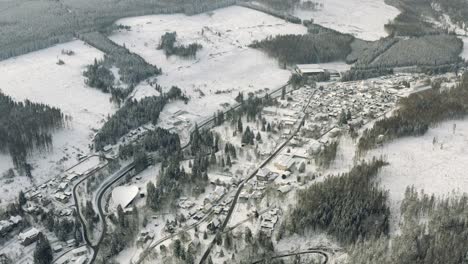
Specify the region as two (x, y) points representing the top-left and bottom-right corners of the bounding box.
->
(111, 185), (139, 209)
(19, 228), (40, 240)
(296, 64), (325, 73)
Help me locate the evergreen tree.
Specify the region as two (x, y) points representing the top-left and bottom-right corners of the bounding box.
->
(33, 233), (53, 264)
(18, 191), (26, 206)
(237, 118), (243, 133)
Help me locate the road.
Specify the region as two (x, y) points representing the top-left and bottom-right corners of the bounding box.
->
(198, 90), (316, 264)
(251, 249), (329, 264)
(83, 82), (294, 263)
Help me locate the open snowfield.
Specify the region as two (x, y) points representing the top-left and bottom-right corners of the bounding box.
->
(110, 6), (307, 124)
(293, 0), (400, 41)
(367, 119), (468, 232)
(0, 40), (115, 204)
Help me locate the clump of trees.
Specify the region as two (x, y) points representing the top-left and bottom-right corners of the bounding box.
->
(81, 32), (162, 104)
(158, 32), (202, 58)
(358, 73), (468, 152)
(0, 92), (65, 172)
(315, 141), (339, 169)
(83, 58), (115, 93)
(94, 86), (186, 150)
(283, 159), (389, 244)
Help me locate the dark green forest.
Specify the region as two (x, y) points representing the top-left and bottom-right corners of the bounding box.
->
(250, 23), (354, 65)
(0, 92), (65, 172)
(283, 159), (390, 244)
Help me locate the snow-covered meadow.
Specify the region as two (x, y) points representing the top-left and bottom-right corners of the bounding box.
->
(366, 119), (468, 232)
(109, 6), (307, 125)
(0, 40), (115, 204)
(293, 0), (400, 41)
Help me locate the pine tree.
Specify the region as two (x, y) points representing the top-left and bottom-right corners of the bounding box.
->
(18, 190), (26, 206)
(256, 132), (262, 142)
(237, 118), (243, 133)
(34, 233), (53, 264)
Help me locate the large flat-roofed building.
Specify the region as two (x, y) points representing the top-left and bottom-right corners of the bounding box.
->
(295, 64), (325, 77)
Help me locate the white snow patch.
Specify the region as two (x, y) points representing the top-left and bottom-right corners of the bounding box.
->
(367, 119), (468, 233)
(293, 0), (400, 41)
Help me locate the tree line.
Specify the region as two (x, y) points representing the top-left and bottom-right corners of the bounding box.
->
(0, 92), (65, 173)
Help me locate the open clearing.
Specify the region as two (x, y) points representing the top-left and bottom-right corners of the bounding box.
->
(0, 40), (115, 204)
(366, 119), (468, 232)
(293, 0), (400, 41)
(110, 6), (307, 125)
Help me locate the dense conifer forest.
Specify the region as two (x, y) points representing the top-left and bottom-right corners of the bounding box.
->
(0, 92), (65, 172)
(250, 23), (354, 65)
(282, 159), (390, 244)
(348, 187), (468, 264)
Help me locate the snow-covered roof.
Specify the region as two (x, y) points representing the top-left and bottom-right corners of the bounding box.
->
(111, 185), (139, 209)
(18, 228), (40, 241)
(296, 64), (325, 74)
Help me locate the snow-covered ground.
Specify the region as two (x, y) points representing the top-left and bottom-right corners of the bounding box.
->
(109, 6), (307, 125)
(0, 40), (115, 205)
(367, 119), (468, 233)
(460, 37), (468, 60)
(293, 0), (400, 41)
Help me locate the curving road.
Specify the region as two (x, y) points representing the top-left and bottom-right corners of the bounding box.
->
(82, 82), (293, 263)
(251, 249), (329, 264)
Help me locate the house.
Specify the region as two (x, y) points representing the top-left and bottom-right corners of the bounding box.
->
(278, 185), (293, 194)
(274, 154), (295, 171)
(207, 218), (221, 232)
(256, 168), (271, 181)
(57, 182), (68, 191)
(72, 247), (88, 257)
(53, 245), (63, 253)
(55, 192), (69, 203)
(18, 228), (41, 246)
(0, 220), (13, 235)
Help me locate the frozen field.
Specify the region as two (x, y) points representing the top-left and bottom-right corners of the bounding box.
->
(0, 40), (115, 204)
(293, 0), (400, 41)
(367, 119), (468, 232)
(110, 6), (307, 124)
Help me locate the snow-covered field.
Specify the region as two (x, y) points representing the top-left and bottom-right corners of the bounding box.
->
(293, 0), (400, 41)
(0, 40), (115, 204)
(110, 6), (307, 124)
(367, 119), (468, 232)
